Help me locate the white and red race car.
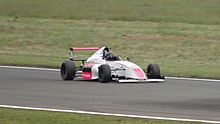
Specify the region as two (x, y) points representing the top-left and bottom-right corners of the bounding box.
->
(60, 47), (165, 83)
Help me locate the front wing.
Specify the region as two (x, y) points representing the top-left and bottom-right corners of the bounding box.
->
(118, 79), (165, 83)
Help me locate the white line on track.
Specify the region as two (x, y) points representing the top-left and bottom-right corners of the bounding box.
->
(0, 65), (220, 82)
(0, 105), (220, 124)
(165, 76), (220, 82)
(0, 65), (59, 72)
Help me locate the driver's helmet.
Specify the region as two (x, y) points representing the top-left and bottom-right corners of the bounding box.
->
(105, 52), (117, 61)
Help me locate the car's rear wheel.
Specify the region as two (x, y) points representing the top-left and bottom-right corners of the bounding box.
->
(98, 64), (111, 83)
(147, 64), (161, 79)
(60, 60), (76, 80)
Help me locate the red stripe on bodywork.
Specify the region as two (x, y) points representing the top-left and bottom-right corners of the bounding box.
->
(85, 63), (95, 68)
(132, 68), (146, 78)
(82, 72), (92, 80)
(82, 63), (95, 80)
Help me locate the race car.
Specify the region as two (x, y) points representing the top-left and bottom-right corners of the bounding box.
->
(60, 47), (165, 83)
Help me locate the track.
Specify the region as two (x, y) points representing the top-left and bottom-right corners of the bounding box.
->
(0, 67), (220, 122)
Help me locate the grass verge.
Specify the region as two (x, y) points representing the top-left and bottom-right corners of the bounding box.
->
(0, 108), (204, 124)
(0, 16), (220, 78)
(0, 0), (220, 24)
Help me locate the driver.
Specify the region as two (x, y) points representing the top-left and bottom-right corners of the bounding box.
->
(105, 51), (120, 61)
(102, 47), (120, 61)
(105, 52), (116, 60)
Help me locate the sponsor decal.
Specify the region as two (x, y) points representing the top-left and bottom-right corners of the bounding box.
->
(82, 72), (92, 80)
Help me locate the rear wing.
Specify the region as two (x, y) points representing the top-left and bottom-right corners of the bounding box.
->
(69, 47), (101, 61)
(70, 47), (101, 51)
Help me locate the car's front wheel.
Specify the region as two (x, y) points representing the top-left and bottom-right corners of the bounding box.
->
(147, 64), (161, 79)
(98, 64), (111, 83)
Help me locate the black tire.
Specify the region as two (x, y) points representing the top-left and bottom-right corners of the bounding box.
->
(147, 64), (161, 79)
(60, 60), (76, 80)
(98, 64), (111, 83)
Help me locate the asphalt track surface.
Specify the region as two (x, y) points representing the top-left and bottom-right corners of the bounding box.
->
(0, 67), (220, 122)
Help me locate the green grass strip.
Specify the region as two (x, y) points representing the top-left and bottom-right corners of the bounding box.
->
(0, 0), (220, 24)
(0, 108), (204, 124)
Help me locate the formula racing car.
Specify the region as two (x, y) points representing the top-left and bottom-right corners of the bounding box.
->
(60, 47), (165, 83)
